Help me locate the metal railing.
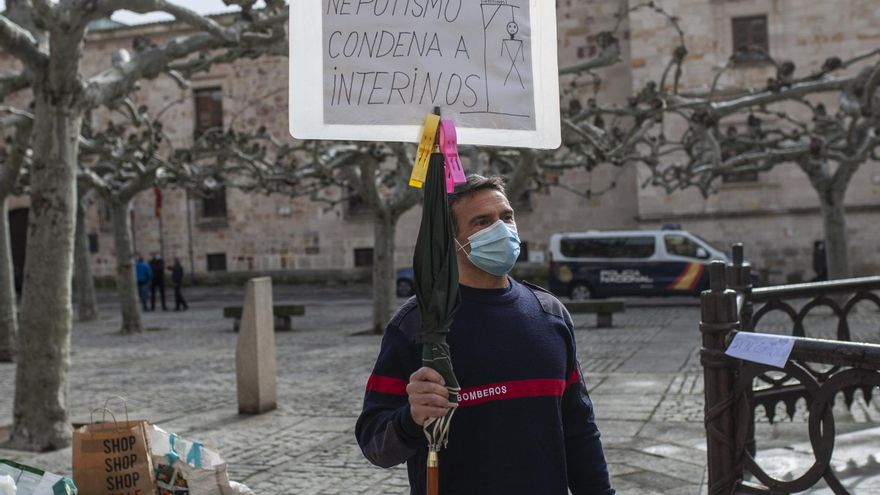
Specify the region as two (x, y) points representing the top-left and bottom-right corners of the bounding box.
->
(701, 245), (880, 495)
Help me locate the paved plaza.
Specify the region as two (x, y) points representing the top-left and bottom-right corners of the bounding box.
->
(1, 285), (879, 494)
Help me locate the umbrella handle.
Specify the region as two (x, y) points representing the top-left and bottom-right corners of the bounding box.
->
(427, 449), (439, 495)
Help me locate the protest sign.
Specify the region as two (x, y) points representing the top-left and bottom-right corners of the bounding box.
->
(290, 0), (561, 148)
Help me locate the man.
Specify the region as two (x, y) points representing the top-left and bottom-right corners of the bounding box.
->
(169, 257), (188, 311)
(135, 255), (152, 312)
(149, 253), (167, 311)
(355, 176), (614, 494)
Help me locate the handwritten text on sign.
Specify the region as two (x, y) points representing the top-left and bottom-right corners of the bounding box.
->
(725, 332), (796, 369)
(323, 0), (536, 130)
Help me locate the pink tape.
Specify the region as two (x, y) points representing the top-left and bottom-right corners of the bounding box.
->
(439, 120), (466, 193)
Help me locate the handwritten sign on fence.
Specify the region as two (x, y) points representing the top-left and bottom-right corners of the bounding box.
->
(291, 0), (560, 148)
(725, 332), (796, 369)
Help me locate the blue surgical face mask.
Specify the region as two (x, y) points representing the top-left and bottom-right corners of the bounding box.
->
(456, 220), (521, 276)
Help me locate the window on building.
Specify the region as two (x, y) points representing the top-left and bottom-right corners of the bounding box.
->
(664, 235), (707, 259)
(560, 236), (656, 259)
(732, 15), (769, 64)
(206, 253), (227, 272)
(354, 248), (374, 267)
(194, 87), (223, 139)
(345, 187), (371, 218)
(202, 187), (227, 219)
(304, 230), (320, 255)
(88, 233), (99, 253)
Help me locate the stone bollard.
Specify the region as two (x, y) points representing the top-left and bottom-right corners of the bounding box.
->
(236, 277), (277, 414)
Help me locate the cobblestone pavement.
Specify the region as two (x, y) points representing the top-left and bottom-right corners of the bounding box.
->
(1, 286), (879, 494)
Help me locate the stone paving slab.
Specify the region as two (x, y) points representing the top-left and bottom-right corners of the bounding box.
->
(1, 287), (879, 494)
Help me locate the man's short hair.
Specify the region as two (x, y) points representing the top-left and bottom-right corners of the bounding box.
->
(448, 175), (508, 235)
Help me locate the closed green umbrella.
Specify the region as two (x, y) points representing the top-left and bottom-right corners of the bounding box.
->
(413, 152), (461, 495)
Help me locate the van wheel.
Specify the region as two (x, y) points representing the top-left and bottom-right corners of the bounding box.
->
(570, 283), (592, 300)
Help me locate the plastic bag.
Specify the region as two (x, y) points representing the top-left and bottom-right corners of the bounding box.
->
(228, 482), (253, 495)
(0, 460), (76, 495)
(0, 474), (16, 495)
(149, 426), (251, 495)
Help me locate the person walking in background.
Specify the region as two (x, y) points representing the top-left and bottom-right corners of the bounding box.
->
(135, 255), (152, 312)
(812, 240), (828, 282)
(170, 257), (188, 311)
(149, 253), (168, 311)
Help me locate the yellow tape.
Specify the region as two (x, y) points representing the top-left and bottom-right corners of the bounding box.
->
(409, 114), (441, 188)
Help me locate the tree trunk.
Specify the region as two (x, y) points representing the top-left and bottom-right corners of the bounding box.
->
(73, 198), (99, 321)
(371, 212), (398, 334)
(0, 198), (18, 362)
(10, 98), (80, 451)
(818, 187), (851, 280)
(109, 198), (143, 334)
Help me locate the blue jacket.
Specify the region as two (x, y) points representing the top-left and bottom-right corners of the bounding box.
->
(135, 260), (152, 284)
(355, 279), (614, 494)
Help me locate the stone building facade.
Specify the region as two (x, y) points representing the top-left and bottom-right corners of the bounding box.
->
(5, 0), (879, 286)
(625, 0), (880, 280)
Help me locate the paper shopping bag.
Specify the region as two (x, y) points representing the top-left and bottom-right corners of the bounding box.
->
(72, 417), (156, 495)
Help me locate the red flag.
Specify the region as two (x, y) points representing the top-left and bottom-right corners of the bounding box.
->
(153, 187), (162, 218)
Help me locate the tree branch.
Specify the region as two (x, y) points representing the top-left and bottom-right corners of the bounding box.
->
(670, 78), (851, 116)
(88, 0), (238, 42)
(0, 115), (32, 197)
(861, 61), (880, 114)
(0, 15), (48, 68)
(82, 8), (288, 108)
(0, 72), (30, 100)
(558, 32), (621, 75)
(78, 166), (112, 195)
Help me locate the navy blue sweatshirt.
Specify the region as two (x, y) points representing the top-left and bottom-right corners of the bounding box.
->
(355, 279), (614, 494)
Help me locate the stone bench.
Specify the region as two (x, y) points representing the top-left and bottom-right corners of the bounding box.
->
(223, 304), (305, 332)
(564, 300), (625, 328)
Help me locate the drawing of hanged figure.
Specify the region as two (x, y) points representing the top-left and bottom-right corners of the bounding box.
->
(472, 0), (532, 118)
(501, 20), (524, 88)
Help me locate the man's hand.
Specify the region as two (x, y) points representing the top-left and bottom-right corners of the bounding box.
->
(407, 367), (451, 426)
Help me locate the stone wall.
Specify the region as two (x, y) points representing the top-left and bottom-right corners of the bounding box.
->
(627, 0), (880, 279)
(69, 3), (637, 277)
(4, 2), (878, 282)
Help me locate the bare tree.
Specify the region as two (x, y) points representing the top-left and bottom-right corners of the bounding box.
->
(558, 7), (880, 279)
(181, 127), (421, 334)
(351, 145), (420, 334)
(0, 108), (31, 362)
(79, 102), (181, 334)
(0, 0), (287, 451)
(72, 186), (99, 322)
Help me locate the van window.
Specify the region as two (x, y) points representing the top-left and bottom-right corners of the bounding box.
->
(664, 234), (702, 258)
(560, 236), (655, 259)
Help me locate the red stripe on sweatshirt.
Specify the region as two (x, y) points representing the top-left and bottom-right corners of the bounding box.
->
(457, 379), (566, 408)
(366, 374), (407, 395)
(367, 375), (578, 406)
(566, 369), (580, 387)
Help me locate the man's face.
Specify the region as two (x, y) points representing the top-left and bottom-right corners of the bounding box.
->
(452, 188), (515, 254)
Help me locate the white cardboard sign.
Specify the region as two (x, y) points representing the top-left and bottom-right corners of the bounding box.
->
(290, 0), (561, 148)
(725, 332), (796, 369)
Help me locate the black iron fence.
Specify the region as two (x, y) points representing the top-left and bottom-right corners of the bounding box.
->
(701, 245), (880, 494)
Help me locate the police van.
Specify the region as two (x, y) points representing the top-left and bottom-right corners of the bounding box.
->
(548, 230), (730, 299)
